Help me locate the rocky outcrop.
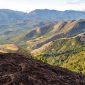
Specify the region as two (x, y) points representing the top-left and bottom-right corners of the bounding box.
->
(0, 53), (85, 85)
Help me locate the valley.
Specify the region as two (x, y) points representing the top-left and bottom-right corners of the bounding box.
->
(0, 9), (85, 75)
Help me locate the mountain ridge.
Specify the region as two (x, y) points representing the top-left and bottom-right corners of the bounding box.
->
(0, 9), (85, 44)
(26, 19), (85, 50)
(31, 32), (85, 56)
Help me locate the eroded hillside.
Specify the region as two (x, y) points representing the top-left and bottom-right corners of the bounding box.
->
(26, 19), (85, 50)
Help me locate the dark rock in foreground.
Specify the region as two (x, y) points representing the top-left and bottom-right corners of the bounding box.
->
(0, 53), (85, 85)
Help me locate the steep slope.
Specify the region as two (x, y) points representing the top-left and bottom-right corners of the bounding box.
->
(31, 32), (85, 56)
(32, 33), (85, 74)
(62, 49), (85, 74)
(0, 53), (85, 85)
(26, 19), (85, 50)
(23, 23), (53, 41)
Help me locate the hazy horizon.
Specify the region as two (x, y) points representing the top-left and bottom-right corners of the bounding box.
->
(0, 0), (85, 13)
(0, 8), (85, 13)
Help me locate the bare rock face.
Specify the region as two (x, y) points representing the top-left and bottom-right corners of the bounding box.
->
(0, 53), (85, 85)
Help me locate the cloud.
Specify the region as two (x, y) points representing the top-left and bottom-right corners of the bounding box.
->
(66, 0), (85, 11)
(0, 0), (85, 12)
(68, 0), (85, 4)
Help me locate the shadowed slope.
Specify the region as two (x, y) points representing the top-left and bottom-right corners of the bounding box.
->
(26, 19), (85, 50)
(0, 53), (85, 85)
(31, 32), (85, 56)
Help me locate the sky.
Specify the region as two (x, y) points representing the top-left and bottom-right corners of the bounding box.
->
(0, 0), (85, 12)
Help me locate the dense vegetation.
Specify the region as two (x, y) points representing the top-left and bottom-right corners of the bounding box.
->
(34, 46), (85, 74)
(33, 33), (85, 74)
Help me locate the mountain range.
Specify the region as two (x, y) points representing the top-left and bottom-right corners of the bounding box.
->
(26, 19), (85, 50)
(0, 9), (85, 44)
(1, 9), (85, 25)
(0, 9), (85, 74)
